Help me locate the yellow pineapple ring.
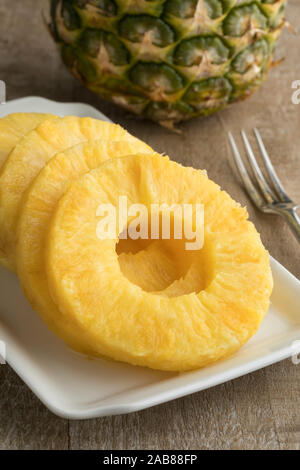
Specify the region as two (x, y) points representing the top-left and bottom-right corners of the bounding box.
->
(17, 140), (156, 344)
(0, 116), (150, 271)
(0, 113), (54, 170)
(46, 153), (273, 371)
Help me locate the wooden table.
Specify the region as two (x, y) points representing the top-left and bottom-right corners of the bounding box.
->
(0, 0), (299, 450)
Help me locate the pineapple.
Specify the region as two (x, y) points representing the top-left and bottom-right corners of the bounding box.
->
(45, 153), (273, 371)
(0, 113), (53, 170)
(0, 115), (151, 271)
(50, 0), (287, 127)
(17, 140), (155, 348)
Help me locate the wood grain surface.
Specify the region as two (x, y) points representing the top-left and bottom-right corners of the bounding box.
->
(0, 0), (299, 450)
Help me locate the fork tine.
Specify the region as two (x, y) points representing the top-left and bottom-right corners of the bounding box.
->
(241, 130), (277, 204)
(253, 128), (292, 203)
(228, 132), (265, 209)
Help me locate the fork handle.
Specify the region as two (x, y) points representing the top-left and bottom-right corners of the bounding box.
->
(277, 208), (300, 244)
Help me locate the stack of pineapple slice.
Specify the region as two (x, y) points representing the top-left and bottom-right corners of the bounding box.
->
(0, 113), (273, 371)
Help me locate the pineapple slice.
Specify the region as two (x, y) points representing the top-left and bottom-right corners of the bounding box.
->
(45, 153), (273, 371)
(17, 140), (155, 345)
(0, 113), (54, 170)
(0, 116), (150, 271)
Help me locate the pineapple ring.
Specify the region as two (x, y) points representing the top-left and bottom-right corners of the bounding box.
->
(0, 113), (54, 170)
(17, 140), (155, 345)
(46, 153), (273, 371)
(0, 116), (150, 271)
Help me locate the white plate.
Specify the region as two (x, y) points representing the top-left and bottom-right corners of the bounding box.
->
(0, 96), (300, 420)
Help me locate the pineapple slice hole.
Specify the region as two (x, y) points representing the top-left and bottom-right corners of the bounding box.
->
(116, 210), (210, 297)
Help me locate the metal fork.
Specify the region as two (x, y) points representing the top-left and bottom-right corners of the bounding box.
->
(228, 129), (300, 243)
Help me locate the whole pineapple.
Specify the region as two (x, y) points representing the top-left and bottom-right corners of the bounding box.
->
(50, 0), (287, 127)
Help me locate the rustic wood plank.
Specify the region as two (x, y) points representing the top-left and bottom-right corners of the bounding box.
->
(0, 366), (69, 450)
(0, 0), (299, 450)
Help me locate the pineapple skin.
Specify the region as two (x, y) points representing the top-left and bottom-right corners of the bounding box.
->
(50, 0), (287, 126)
(46, 153), (273, 371)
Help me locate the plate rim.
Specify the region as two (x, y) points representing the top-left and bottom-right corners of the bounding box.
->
(0, 95), (113, 122)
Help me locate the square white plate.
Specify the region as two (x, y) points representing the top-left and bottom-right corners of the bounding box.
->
(1, 96), (300, 420)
